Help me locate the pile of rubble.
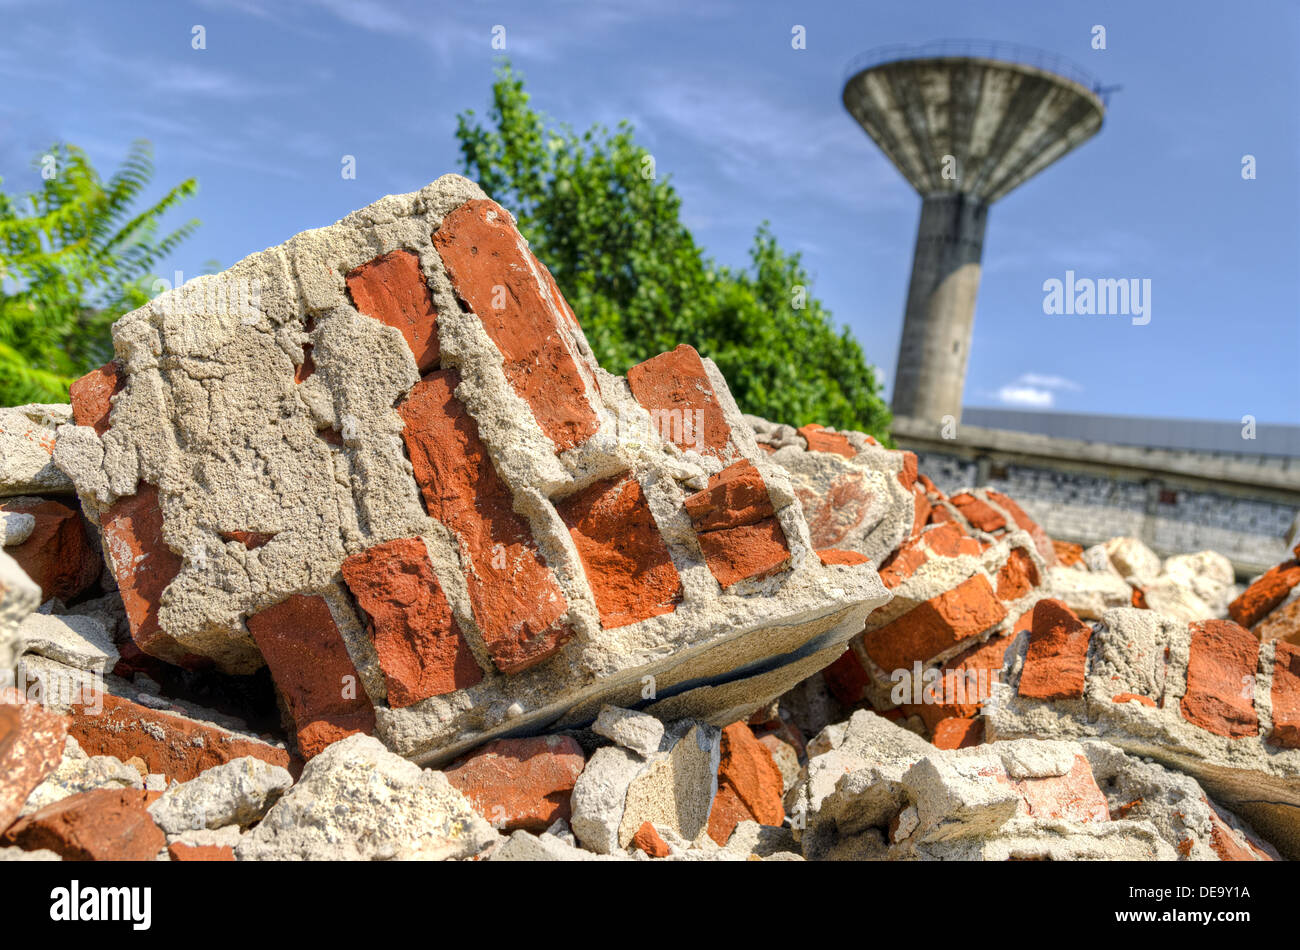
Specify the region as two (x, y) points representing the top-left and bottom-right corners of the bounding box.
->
(0, 176), (1295, 861)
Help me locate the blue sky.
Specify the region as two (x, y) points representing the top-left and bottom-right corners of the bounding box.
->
(2, 0), (1297, 424)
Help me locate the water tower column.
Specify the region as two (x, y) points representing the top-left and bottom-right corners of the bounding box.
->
(890, 192), (989, 424)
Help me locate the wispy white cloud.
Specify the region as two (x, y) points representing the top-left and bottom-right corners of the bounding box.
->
(991, 371), (1084, 408)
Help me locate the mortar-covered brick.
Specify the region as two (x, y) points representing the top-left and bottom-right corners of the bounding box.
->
(949, 492), (1006, 533)
(864, 573), (1006, 674)
(557, 473), (682, 629)
(442, 735), (585, 833)
(69, 361), (125, 436)
(631, 821), (670, 857)
(626, 344), (732, 459)
(0, 692), (69, 830)
(245, 594), (375, 759)
(1007, 754), (1110, 823)
(1053, 540), (1085, 567)
(797, 472), (874, 550)
(0, 497), (99, 603)
(344, 249), (441, 373)
(817, 549), (870, 567)
(901, 630), (1015, 729)
(99, 484), (195, 667)
(685, 463), (790, 589)
(996, 547), (1040, 602)
(932, 717), (984, 749)
(1230, 558), (1300, 629)
(798, 424), (855, 459)
(433, 198), (600, 452)
(4, 787), (165, 861)
(70, 693), (290, 782)
(1181, 620), (1259, 739)
(706, 721), (784, 845)
(1272, 642), (1300, 749)
(985, 489), (1057, 566)
(341, 537), (482, 706)
(683, 460), (774, 531)
(168, 841), (235, 861)
(1256, 598), (1300, 646)
(1018, 599), (1092, 701)
(398, 368), (573, 672)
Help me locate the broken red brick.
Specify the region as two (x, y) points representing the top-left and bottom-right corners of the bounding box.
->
(932, 716), (984, 750)
(923, 521), (982, 559)
(901, 631), (1015, 728)
(626, 344), (732, 459)
(1181, 619), (1259, 739)
(1052, 540), (1085, 567)
(100, 483), (202, 668)
(683, 461), (775, 531)
(245, 594), (375, 759)
(69, 360), (125, 436)
(1018, 599), (1092, 701)
(797, 424), (856, 459)
(817, 548), (870, 567)
(3, 788), (165, 861)
(70, 693), (290, 782)
(949, 492), (1007, 533)
(822, 647), (872, 707)
(995, 547), (1040, 602)
(684, 463), (790, 589)
(706, 723), (785, 845)
(896, 451), (918, 491)
(1009, 754), (1110, 823)
(1205, 799), (1272, 861)
(557, 473), (682, 629)
(865, 574), (1007, 673)
(341, 537), (483, 707)
(345, 249), (440, 373)
(1112, 692), (1156, 707)
(398, 369), (573, 673)
(0, 691), (69, 831)
(1255, 598), (1300, 646)
(1268, 641), (1300, 749)
(167, 842), (235, 861)
(795, 471), (873, 549)
(443, 735), (585, 833)
(1229, 558), (1300, 629)
(220, 530), (275, 549)
(631, 820), (670, 857)
(985, 489), (1057, 566)
(0, 496), (100, 603)
(434, 199), (600, 451)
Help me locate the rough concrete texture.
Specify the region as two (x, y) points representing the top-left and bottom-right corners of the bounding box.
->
(235, 734), (498, 860)
(16, 612), (118, 674)
(52, 176), (888, 766)
(148, 756), (293, 833)
(985, 602), (1300, 857)
(1, 550), (40, 679)
(19, 736), (143, 818)
(0, 405), (74, 497)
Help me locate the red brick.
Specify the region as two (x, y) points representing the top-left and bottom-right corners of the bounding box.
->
(995, 547), (1040, 602)
(928, 503), (957, 525)
(1008, 754), (1110, 823)
(817, 549), (870, 567)
(1255, 597), (1300, 646)
(986, 489), (1057, 566)
(706, 722), (785, 845)
(1112, 692), (1156, 707)
(932, 716), (984, 750)
(909, 487), (932, 540)
(1268, 641), (1300, 749)
(923, 521), (982, 559)
(631, 821), (670, 857)
(695, 519), (791, 590)
(877, 540), (929, 590)
(797, 424), (855, 458)
(443, 735), (585, 833)
(1181, 619), (1259, 738)
(245, 594), (375, 759)
(1229, 559), (1300, 629)
(100, 483), (203, 668)
(796, 471), (873, 549)
(3, 788), (165, 861)
(220, 530), (275, 549)
(896, 451), (918, 490)
(0, 496), (100, 603)
(345, 249), (440, 373)
(902, 631), (1014, 728)
(557, 473), (682, 629)
(823, 648), (872, 706)
(0, 691), (68, 830)
(1018, 599), (1092, 701)
(69, 360), (125, 436)
(684, 461), (775, 531)
(865, 574), (1007, 673)
(433, 199), (600, 451)
(950, 492), (1007, 533)
(70, 693), (290, 782)
(168, 842), (235, 861)
(626, 344), (732, 459)
(398, 369), (573, 673)
(1052, 540), (1085, 567)
(1205, 799), (1272, 861)
(341, 537), (483, 707)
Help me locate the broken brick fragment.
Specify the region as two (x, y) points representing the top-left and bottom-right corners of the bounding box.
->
(797, 424), (856, 458)
(864, 573), (1006, 673)
(434, 199), (601, 451)
(1181, 619), (1259, 739)
(442, 735), (585, 833)
(3, 788), (165, 861)
(398, 368), (573, 672)
(220, 530), (276, 549)
(70, 693), (290, 782)
(684, 463), (790, 589)
(1018, 599), (1092, 701)
(626, 344), (732, 459)
(683, 460), (774, 531)
(245, 594), (375, 759)
(631, 821), (670, 857)
(706, 722), (785, 845)
(69, 360), (125, 436)
(796, 472), (874, 549)
(995, 547), (1040, 602)
(932, 716), (984, 750)
(817, 549), (870, 567)
(0, 691), (69, 831)
(557, 473), (682, 629)
(168, 842), (235, 861)
(345, 248), (441, 373)
(1268, 641), (1300, 749)
(1229, 558), (1300, 629)
(0, 496), (100, 603)
(949, 492), (1007, 533)
(341, 537), (482, 707)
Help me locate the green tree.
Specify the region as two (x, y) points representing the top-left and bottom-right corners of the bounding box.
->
(456, 63), (892, 441)
(0, 141), (198, 405)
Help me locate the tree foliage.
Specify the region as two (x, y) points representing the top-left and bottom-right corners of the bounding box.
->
(0, 141), (198, 404)
(456, 63), (891, 440)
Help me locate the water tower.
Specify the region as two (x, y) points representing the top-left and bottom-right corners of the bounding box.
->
(843, 41), (1106, 422)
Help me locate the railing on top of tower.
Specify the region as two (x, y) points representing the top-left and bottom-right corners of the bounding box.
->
(843, 40), (1110, 105)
